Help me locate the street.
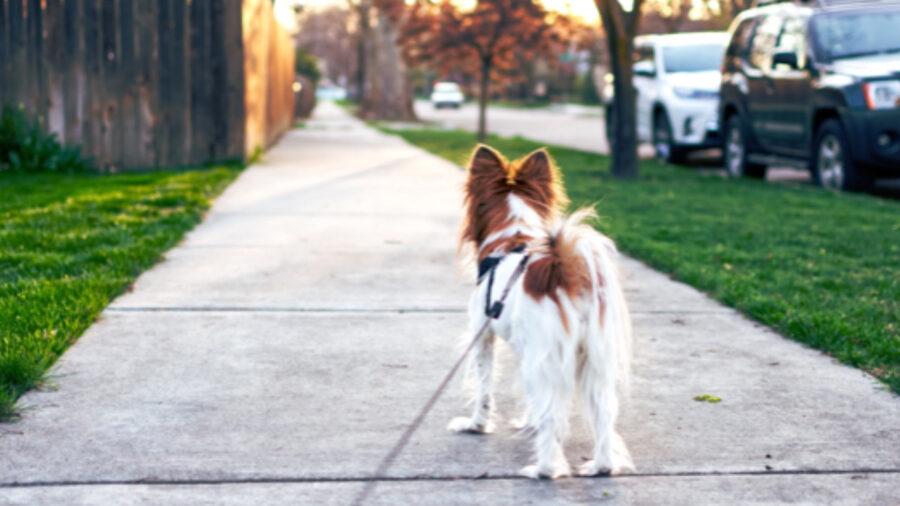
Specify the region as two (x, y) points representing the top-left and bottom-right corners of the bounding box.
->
(415, 99), (900, 197)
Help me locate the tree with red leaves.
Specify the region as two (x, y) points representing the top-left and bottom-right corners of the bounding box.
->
(402, 0), (568, 141)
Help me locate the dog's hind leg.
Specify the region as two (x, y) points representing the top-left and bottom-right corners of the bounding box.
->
(576, 359), (633, 475)
(447, 326), (495, 434)
(517, 326), (574, 479)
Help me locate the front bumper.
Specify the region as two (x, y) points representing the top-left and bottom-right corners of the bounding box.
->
(667, 99), (720, 148)
(843, 108), (900, 173)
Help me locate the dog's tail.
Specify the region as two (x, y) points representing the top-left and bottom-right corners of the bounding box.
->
(545, 208), (631, 385)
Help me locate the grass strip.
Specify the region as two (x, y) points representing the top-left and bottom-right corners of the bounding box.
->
(384, 127), (900, 394)
(0, 166), (241, 420)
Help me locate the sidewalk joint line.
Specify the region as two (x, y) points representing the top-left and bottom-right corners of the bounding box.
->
(3, 468), (897, 488)
(105, 307), (467, 314)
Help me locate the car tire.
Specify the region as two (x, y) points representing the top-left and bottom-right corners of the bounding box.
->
(653, 111), (686, 164)
(723, 114), (766, 179)
(813, 119), (872, 192)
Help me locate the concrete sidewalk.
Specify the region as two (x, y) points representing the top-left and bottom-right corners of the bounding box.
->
(1, 102), (897, 505)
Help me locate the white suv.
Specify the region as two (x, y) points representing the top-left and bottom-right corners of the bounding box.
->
(604, 32), (729, 163)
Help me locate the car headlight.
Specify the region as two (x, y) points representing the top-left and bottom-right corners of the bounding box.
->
(862, 81), (900, 110)
(673, 87), (718, 100)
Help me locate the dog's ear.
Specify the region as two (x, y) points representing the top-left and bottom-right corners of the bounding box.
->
(468, 145), (506, 177)
(517, 148), (553, 184)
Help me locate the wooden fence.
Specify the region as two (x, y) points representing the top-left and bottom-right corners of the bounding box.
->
(0, 0), (295, 171)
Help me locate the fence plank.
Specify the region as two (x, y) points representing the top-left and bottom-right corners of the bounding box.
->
(189, 0), (212, 165)
(134, 0), (159, 167)
(81, 0), (101, 167)
(0, 0), (8, 107)
(25, 0), (43, 118)
(7, 0), (23, 110)
(118, 0), (141, 169)
(62, 0), (83, 148)
(43, 0), (66, 142)
(169, 0), (188, 167)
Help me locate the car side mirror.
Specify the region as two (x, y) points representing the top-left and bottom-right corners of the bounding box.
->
(772, 50), (799, 70)
(634, 61), (657, 78)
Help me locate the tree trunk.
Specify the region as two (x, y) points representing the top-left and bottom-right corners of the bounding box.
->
(596, 0), (642, 179)
(357, 8), (416, 121)
(354, 4), (369, 103)
(477, 57), (491, 142)
(606, 32), (639, 178)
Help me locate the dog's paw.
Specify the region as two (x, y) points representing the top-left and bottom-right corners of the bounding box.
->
(509, 415), (532, 432)
(447, 416), (492, 434)
(577, 457), (634, 476)
(519, 462), (570, 480)
(576, 459), (611, 477)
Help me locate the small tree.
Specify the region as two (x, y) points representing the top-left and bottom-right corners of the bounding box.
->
(403, 0), (567, 141)
(594, 0), (645, 178)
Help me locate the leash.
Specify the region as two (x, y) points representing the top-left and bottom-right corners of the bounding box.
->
(350, 253), (530, 506)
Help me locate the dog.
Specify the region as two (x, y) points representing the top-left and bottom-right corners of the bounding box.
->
(448, 145), (633, 479)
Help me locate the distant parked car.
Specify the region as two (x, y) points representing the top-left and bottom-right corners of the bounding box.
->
(719, 0), (900, 191)
(604, 32), (729, 163)
(431, 82), (464, 109)
(316, 85), (347, 101)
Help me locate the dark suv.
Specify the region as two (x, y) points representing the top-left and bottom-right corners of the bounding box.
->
(719, 0), (900, 191)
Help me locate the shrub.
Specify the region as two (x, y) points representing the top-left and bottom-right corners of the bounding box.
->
(295, 48), (322, 86)
(0, 105), (90, 173)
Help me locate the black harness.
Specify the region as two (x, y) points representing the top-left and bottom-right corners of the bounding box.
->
(477, 244), (528, 319)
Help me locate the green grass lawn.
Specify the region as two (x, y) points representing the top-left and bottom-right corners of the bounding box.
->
(385, 127), (900, 394)
(0, 166), (241, 420)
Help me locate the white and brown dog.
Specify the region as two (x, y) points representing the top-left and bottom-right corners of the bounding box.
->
(449, 145), (633, 479)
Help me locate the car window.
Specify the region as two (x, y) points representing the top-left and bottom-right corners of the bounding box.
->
(726, 17), (757, 61)
(634, 45), (656, 70)
(811, 9), (900, 61)
(748, 14), (784, 71)
(774, 16), (807, 70)
(662, 44), (726, 73)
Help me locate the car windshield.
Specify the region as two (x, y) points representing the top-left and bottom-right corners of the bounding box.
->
(434, 83), (459, 92)
(662, 44), (725, 73)
(811, 10), (900, 61)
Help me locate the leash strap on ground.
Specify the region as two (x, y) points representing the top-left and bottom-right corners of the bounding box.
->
(351, 254), (529, 506)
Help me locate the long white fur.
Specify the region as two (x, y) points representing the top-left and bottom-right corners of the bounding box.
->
(448, 197), (633, 479)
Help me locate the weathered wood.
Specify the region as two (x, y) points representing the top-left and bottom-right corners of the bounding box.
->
(169, 0), (189, 167)
(189, 0), (212, 165)
(43, 0), (65, 141)
(134, 0), (159, 167)
(222, 0), (245, 161)
(82, 0), (100, 166)
(62, 0), (83, 147)
(118, 0), (140, 168)
(0, 0), (8, 107)
(242, 0), (294, 156)
(1, 0), (294, 171)
(7, 0), (24, 110)
(100, 0), (120, 171)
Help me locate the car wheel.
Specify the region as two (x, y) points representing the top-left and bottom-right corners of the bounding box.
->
(723, 114), (766, 179)
(605, 106), (616, 153)
(813, 119), (872, 192)
(653, 111), (686, 164)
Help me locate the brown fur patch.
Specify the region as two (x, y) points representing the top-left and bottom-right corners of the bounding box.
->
(460, 145), (569, 251)
(523, 229), (593, 332)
